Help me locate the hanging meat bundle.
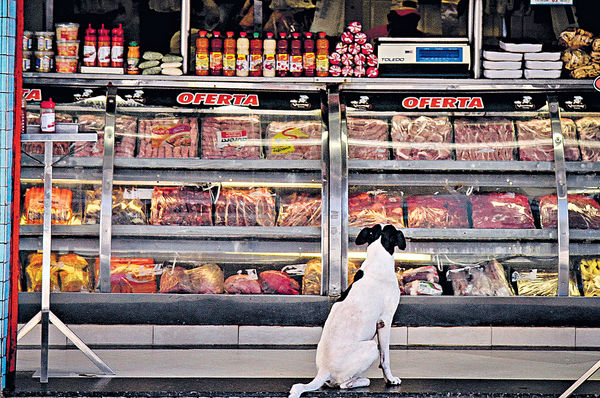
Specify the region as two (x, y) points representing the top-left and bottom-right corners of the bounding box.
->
(391, 115), (452, 160)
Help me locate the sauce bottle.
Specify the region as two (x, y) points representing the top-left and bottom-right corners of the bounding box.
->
(316, 32), (329, 77)
(97, 24), (111, 67)
(210, 31), (223, 76)
(223, 31), (236, 77)
(236, 32), (249, 77)
(290, 32), (303, 77)
(276, 32), (289, 77)
(195, 30), (209, 76)
(303, 32), (316, 77)
(249, 32), (262, 77)
(126, 41), (140, 74)
(111, 24), (124, 68)
(40, 98), (55, 133)
(263, 32), (276, 77)
(83, 24), (97, 67)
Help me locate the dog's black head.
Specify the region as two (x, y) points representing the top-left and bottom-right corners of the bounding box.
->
(355, 224), (406, 255)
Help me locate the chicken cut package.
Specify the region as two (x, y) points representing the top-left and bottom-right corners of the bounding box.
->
(75, 114), (137, 157)
(348, 191), (404, 228)
(57, 253), (91, 292)
(576, 117), (600, 161)
(406, 195), (469, 229)
(453, 118), (516, 161)
(516, 118), (580, 161)
(259, 270), (300, 295)
(137, 117), (198, 158)
(265, 120), (322, 160)
(95, 257), (157, 293)
(159, 263), (224, 294)
(84, 187), (147, 225)
(23, 187), (74, 225)
(214, 188), (276, 226)
(277, 192), (321, 227)
(224, 273), (262, 294)
(390, 115), (452, 160)
(201, 115), (261, 159)
(302, 258), (360, 295)
(470, 193), (535, 229)
(151, 186), (212, 226)
(25, 253), (60, 292)
(23, 112), (73, 155)
(347, 118), (389, 160)
(538, 194), (600, 229)
(448, 260), (514, 296)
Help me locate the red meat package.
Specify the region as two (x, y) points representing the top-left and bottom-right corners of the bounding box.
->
(516, 118), (580, 161)
(265, 120), (321, 160)
(277, 192), (321, 227)
(406, 195), (469, 228)
(391, 116), (452, 160)
(538, 194), (600, 229)
(470, 193), (535, 229)
(214, 188), (276, 226)
(258, 270), (300, 295)
(201, 115), (261, 159)
(224, 274), (262, 294)
(75, 114), (137, 157)
(137, 117), (198, 158)
(150, 186), (212, 226)
(576, 117), (600, 161)
(349, 192), (404, 228)
(453, 118), (516, 161)
(347, 118), (389, 160)
(95, 257), (157, 293)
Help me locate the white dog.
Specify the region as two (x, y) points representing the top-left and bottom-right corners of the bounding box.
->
(289, 224), (405, 398)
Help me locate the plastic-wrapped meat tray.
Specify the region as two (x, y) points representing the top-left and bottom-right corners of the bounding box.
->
(470, 193), (535, 229)
(277, 192), (321, 227)
(137, 117), (198, 158)
(150, 186), (212, 226)
(201, 116), (261, 159)
(390, 116), (452, 160)
(75, 115), (137, 157)
(453, 118), (515, 161)
(406, 195), (469, 228)
(516, 118), (580, 161)
(265, 120), (321, 160)
(347, 118), (389, 160)
(348, 192), (404, 228)
(214, 188), (276, 226)
(538, 194), (600, 229)
(576, 117), (600, 161)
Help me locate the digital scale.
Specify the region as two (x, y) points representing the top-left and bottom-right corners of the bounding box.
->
(376, 37), (471, 77)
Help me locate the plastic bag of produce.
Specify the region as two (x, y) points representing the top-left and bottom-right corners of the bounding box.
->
(224, 273), (262, 294)
(25, 253), (60, 292)
(57, 254), (90, 292)
(215, 188), (276, 227)
(538, 194), (600, 229)
(349, 191), (404, 228)
(259, 270), (300, 295)
(302, 258), (360, 295)
(406, 195), (469, 229)
(580, 258), (600, 297)
(470, 193), (535, 229)
(151, 186), (212, 226)
(278, 192), (321, 227)
(513, 269), (580, 296)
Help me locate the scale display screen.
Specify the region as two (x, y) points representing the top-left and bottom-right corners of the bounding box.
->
(416, 47), (463, 62)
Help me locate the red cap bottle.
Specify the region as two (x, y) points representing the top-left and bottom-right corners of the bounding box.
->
(276, 32), (289, 77)
(210, 31), (223, 76)
(249, 32), (262, 77)
(290, 32), (303, 77)
(83, 24), (97, 67)
(40, 98), (56, 133)
(303, 32), (315, 77)
(97, 24), (111, 67)
(111, 24), (124, 68)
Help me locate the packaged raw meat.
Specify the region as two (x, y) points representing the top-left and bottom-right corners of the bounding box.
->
(448, 260), (514, 296)
(57, 253), (90, 292)
(302, 258), (360, 295)
(96, 257), (157, 293)
(348, 192), (404, 228)
(84, 187), (147, 225)
(23, 187), (74, 225)
(159, 264), (224, 294)
(258, 270), (300, 295)
(214, 188), (276, 227)
(580, 258), (600, 297)
(23, 112), (72, 155)
(25, 253), (60, 292)
(576, 117), (600, 161)
(265, 120), (321, 160)
(224, 273), (262, 294)
(201, 115), (261, 159)
(137, 117), (198, 158)
(347, 118), (389, 160)
(402, 265), (439, 284)
(404, 280), (442, 296)
(391, 116), (452, 160)
(538, 194), (600, 229)
(277, 192), (321, 227)
(516, 118), (580, 161)
(406, 195), (469, 229)
(159, 266), (193, 293)
(470, 193), (535, 229)
(75, 114), (137, 157)
(151, 186), (212, 226)
(514, 270), (580, 296)
(453, 118), (515, 161)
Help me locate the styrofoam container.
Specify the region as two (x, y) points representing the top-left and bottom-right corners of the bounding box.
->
(499, 41), (543, 53)
(483, 60), (522, 70)
(524, 60), (563, 70)
(484, 69), (523, 79)
(524, 52), (561, 61)
(483, 50), (523, 61)
(524, 69), (561, 79)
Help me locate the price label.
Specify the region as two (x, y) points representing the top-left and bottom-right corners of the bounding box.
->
(530, 0), (573, 4)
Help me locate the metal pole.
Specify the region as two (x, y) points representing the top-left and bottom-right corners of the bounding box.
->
(559, 359), (600, 398)
(44, 0), (53, 31)
(473, 0), (483, 78)
(321, 92), (330, 296)
(467, 0), (475, 44)
(180, 0), (190, 74)
(40, 140), (53, 383)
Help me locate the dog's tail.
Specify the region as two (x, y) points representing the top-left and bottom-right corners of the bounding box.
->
(288, 369), (330, 398)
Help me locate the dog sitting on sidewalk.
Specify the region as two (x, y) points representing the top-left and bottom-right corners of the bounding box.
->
(289, 224), (405, 398)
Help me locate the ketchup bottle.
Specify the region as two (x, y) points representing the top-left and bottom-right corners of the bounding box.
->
(290, 32), (303, 77)
(276, 32), (289, 77)
(316, 32), (329, 77)
(263, 32), (276, 77)
(195, 31), (209, 76)
(303, 32), (316, 77)
(111, 24), (124, 68)
(210, 31), (223, 76)
(223, 31), (236, 77)
(249, 32), (262, 77)
(97, 24), (111, 67)
(83, 24), (97, 67)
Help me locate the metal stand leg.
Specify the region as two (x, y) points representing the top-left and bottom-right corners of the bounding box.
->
(559, 360), (600, 398)
(40, 311), (49, 383)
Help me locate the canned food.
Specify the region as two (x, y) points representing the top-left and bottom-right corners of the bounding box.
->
(23, 51), (32, 71)
(55, 23), (79, 41)
(56, 40), (80, 57)
(55, 56), (78, 73)
(23, 31), (33, 50)
(35, 50), (54, 72)
(35, 31), (54, 51)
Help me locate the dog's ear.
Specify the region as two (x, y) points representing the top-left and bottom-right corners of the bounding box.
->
(355, 224), (382, 245)
(381, 225), (406, 255)
(396, 230), (406, 251)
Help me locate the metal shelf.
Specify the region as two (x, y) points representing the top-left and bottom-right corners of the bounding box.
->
(565, 162), (600, 173)
(20, 225), (99, 236)
(349, 241), (557, 256)
(349, 160), (555, 173)
(348, 227), (556, 241)
(114, 158), (322, 171)
(21, 156), (102, 168)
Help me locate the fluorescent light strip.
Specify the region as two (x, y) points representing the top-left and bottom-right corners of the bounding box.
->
(348, 251), (432, 262)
